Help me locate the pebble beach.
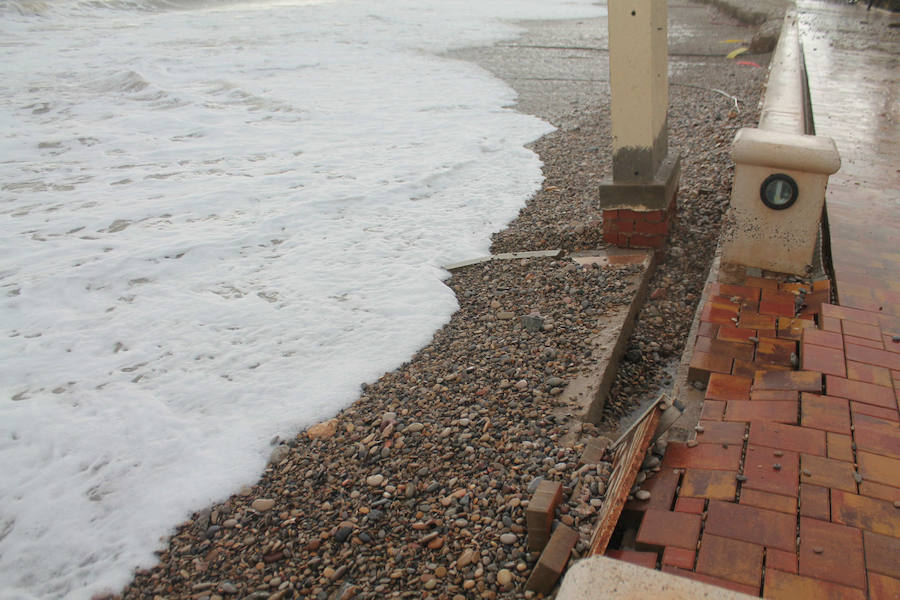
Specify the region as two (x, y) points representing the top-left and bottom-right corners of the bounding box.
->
(121, 5), (771, 600)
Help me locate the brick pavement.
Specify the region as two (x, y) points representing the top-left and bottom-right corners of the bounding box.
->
(599, 1), (898, 597)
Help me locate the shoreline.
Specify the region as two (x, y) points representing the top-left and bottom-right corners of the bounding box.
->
(121, 4), (771, 599)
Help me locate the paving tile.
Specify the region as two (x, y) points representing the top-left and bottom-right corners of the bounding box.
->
(820, 315), (842, 333)
(709, 282), (762, 302)
(863, 530), (900, 580)
(625, 468), (679, 512)
(820, 303), (880, 326)
(751, 389), (799, 401)
(801, 328), (844, 350)
(709, 295), (741, 314)
(800, 393), (851, 434)
(740, 487), (797, 514)
(757, 337), (797, 367)
(777, 317), (813, 341)
(853, 421), (900, 460)
(701, 304), (740, 326)
(696, 533), (764, 588)
(704, 500), (795, 551)
(800, 343), (845, 377)
(868, 572), (900, 600)
(799, 483), (830, 521)
(697, 321), (720, 338)
(526, 480), (563, 551)
(705, 373), (752, 402)
(717, 325), (756, 343)
(695, 420), (746, 445)
(749, 421), (826, 456)
(857, 451), (900, 488)
(845, 334), (885, 349)
(661, 546), (695, 570)
(635, 509), (701, 551)
(842, 319), (883, 341)
(831, 489), (900, 537)
(724, 400), (798, 424)
(762, 569), (866, 600)
(753, 370), (822, 392)
(661, 442), (742, 471)
(798, 516), (866, 589)
(766, 548), (798, 574)
(846, 359), (894, 387)
(731, 359), (760, 380)
(699, 399), (725, 421)
(695, 336), (756, 361)
(662, 565), (759, 596)
(845, 342), (900, 371)
(743, 445), (799, 497)
(884, 334), (900, 353)
(859, 480), (900, 503)
(605, 548), (658, 570)
(851, 401), (899, 422)
(826, 431), (854, 462)
(812, 279), (831, 293)
(825, 375), (896, 409)
(674, 497), (706, 514)
(688, 351), (733, 385)
(762, 287), (796, 303)
(739, 311), (777, 330)
(800, 453), (858, 492)
(525, 523), (578, 594)
(746, 276), (780, 291)
(760, 297), (796, 318)
(680, 468), (738, 501)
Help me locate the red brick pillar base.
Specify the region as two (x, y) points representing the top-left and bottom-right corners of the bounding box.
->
(602, 193), (677, 250)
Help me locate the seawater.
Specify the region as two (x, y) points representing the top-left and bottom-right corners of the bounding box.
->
(0, 0), (606, 597)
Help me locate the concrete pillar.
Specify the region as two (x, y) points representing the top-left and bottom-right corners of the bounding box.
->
(600, 0), (681, 251)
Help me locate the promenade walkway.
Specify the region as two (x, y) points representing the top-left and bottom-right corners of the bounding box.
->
(583, 2), (900, 598)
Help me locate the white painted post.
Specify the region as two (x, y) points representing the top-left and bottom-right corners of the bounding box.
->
(601, 0), (680, 250)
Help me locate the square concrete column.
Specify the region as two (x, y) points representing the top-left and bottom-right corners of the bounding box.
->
(600, 0), (681, 250)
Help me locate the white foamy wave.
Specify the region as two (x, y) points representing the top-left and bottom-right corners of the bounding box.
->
(0, 0), (607, 597)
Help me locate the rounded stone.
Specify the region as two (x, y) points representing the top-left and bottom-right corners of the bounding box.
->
(497, 569), (513, 587)
(499, 533), (517, 545)
(634, 489), (651, 501)
(251, 498), (275, 512)
(366, 474), (384, 487)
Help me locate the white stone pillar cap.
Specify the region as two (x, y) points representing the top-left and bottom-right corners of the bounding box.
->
(732, 127), (841, 174)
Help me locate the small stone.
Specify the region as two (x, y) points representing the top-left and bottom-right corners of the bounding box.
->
(366, 474), (384, 487)
(802, 469), (812, 477)
(223, 519), (238, 528)
(251, 498), (275, 512)
(748, 336), (759, 343)
(218, 583), (238, 595)
(773, 463), (782, 471)
(435, 566), (447, 578)
(774, 451), (783, 457)
(334, 525), (354, 543)
(497, 569), (513, 587)
(736, 474), (747, 482)
(307, 419), (338, 440)
(457, 549), (475, 568)
(499, 533), (517, 545)
(520, 314), (544, 332)
(686, 440), (698, 448)
(854, 472), (863, 483)
(497, 311), (516, 320)
(893, 501), (900, 509)
(405, 422), (424, 433)
(813, 546), (824, 554)
(634, 490), (651, 501)
(694, 425), (705, 433)
(892, 335), (900, 343)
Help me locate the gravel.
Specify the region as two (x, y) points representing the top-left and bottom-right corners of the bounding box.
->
(121, 7), (769, 600)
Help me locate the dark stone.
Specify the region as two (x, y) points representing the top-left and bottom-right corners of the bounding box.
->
(334, 526), (354, 543)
